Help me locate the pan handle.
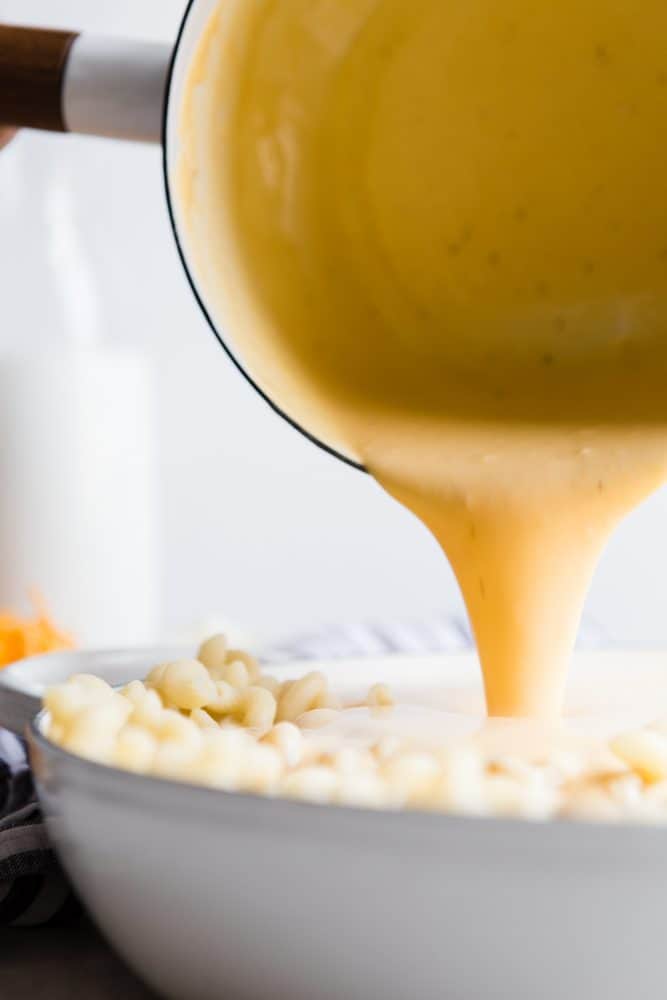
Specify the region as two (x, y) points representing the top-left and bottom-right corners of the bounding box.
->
(0, 24), (171, 144)
(0, 24), (77, 132)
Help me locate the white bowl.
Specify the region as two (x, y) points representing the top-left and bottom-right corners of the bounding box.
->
(4, 648), (667, 999)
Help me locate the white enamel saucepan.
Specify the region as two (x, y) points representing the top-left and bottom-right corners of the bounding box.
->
(0, 2), (363, 472)
(1, 648), (667, 1000)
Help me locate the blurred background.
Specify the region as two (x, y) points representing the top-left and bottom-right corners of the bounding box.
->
(0, 0), (665, 649)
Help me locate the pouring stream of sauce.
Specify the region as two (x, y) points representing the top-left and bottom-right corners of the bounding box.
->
(179, 0), (667, 717)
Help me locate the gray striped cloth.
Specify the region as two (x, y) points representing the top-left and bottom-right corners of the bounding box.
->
(0, 731), (74, 926)
(0, 615), (607, 927)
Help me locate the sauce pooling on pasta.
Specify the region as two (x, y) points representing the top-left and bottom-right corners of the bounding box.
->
(179, 0), (667, 716)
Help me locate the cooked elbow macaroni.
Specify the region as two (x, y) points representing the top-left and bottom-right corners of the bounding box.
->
(42, 635), (667, 824)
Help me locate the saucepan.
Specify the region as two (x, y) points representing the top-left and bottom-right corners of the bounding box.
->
(0, 0), (362, 471)
(1, 647), (667, 1000)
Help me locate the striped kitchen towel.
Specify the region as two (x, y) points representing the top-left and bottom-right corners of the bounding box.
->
(0, 730), (74, 926)
(0, 614), (608, 927)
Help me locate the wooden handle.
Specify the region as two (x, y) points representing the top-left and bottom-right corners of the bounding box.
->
(0, 126), (17, 150)
(0, 24), (79, 132)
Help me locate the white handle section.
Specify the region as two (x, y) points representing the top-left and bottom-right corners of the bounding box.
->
(62, 35), (171, 144)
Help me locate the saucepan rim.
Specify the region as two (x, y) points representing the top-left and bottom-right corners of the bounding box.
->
(160, 0), (366, 474)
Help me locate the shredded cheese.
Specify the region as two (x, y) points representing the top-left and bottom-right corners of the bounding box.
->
(0, 592), (74, 669)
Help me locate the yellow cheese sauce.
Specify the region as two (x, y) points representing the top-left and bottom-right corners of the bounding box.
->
(179, 0), (667, 717)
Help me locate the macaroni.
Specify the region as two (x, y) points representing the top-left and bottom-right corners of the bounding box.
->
(42, 634), (667, 823)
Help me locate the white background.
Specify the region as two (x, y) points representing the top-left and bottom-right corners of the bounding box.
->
(0, 0), (666, 646)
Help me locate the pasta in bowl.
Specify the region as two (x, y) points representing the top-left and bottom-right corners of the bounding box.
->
(43, 634), (667, 824)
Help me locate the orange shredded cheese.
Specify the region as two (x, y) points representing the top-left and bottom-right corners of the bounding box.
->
(0, 592), (75, 669)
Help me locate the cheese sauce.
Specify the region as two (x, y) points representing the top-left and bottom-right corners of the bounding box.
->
(179, 0), (667, 717)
